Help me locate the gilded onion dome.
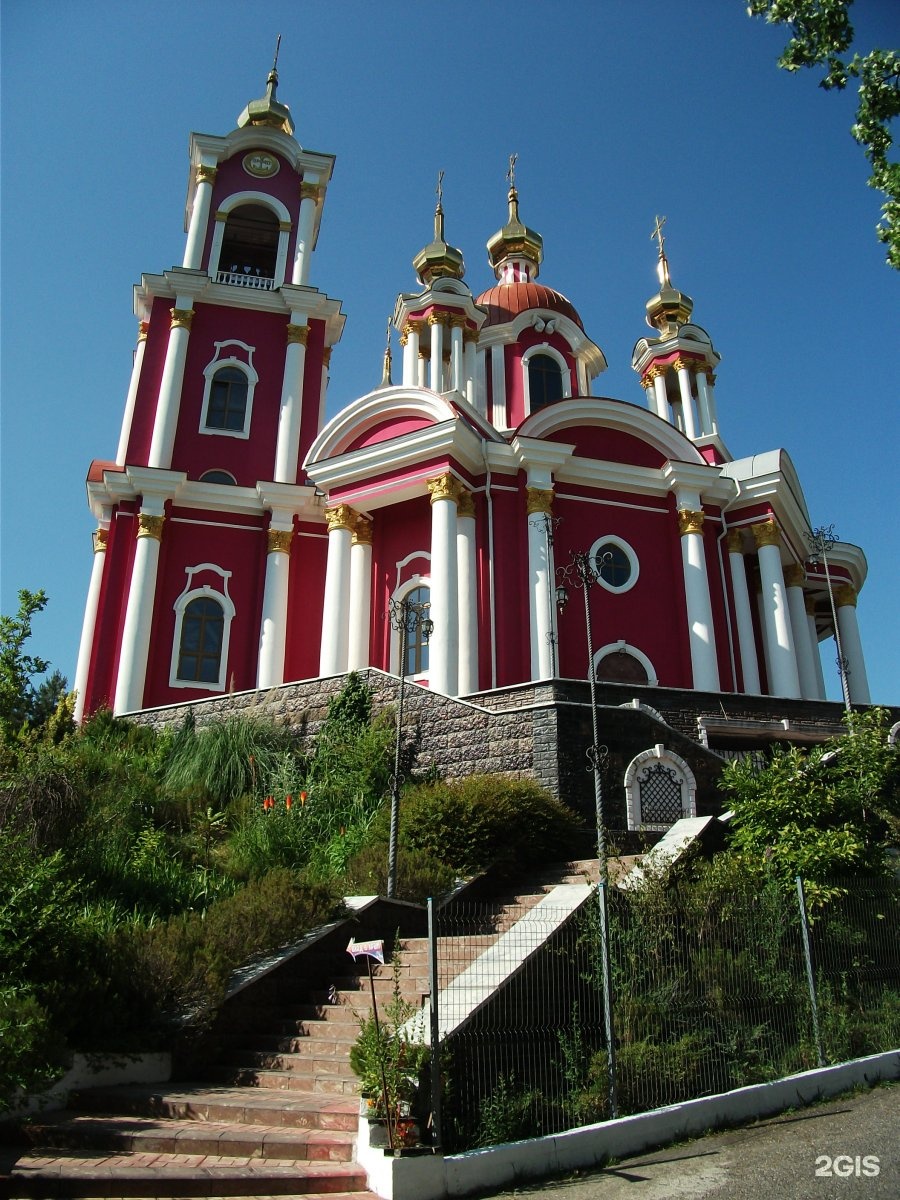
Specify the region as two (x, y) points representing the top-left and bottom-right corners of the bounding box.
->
(486, 181), (544, 281)
(645, 216), (693, 336)
(237, 44), (295, 136)
(412, 177), (465, 285)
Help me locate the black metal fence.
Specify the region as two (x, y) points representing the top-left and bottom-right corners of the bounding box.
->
(427, 877), (900, 1151)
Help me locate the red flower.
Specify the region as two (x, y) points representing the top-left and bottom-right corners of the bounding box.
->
(285, 795), (293, 810)
(300, 791), (308, 805)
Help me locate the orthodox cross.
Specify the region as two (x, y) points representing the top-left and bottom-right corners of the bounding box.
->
(272, 33), (282, 73)
(507, 153), (518, 189)
(436, 170), (444, 207)
(651, 214), (672, 287)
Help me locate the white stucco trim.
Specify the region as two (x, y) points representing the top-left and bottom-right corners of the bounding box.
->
(624, 744), (697, 831)
(199, 342), (258, 440)
(169, 565), (235, 692)
(594, 640), (658, 686)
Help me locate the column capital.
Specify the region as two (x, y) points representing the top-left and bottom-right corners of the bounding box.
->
(170, 307), (194, 331)
(137, 320), (150, 343)
(352, 515), (373, 545)
(286, 322), (309, 346)
(267, 529), (293, 555)
(137, 513), (165, 541)
(398, 329), (409, 347)
(677, 509), (705, 536)
(322, 346), (333, 368)
(407, 318), (425, 335)
(463, 327), (479, 345)
(449, 313), (468, 329)
(725, 528), (744, 554)
(805, 594), (818, 616)
(672, 357), (693, 373)
(325, 503), (357, 533)
(526, 487), (554, 516)
(457, 489), (476, 519)
(783, 563), (806, 588)
(835, 584), (858, 608)
(640, 373), (655, 391)
(646, 364), (666, 381)
(92, 528), (109, 553)
(427, 311), (451, 327)
(705, 367), (717, 385)
(300, 181), (323, 203)
(427, 472), (464, 505)
(196, 164), (217, 186)
(751, 518), (780, 550)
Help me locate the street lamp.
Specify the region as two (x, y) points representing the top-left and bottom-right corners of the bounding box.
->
(555, 546), (617, 1119)
(806, 525), (851, 713)
(386, 594), (434, 898)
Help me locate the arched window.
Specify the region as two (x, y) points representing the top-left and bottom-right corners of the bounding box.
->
(199, 469), (237, 485)
(206, 366), (248, 431)
(593, 641), (658, 686)
(624, 745), (697, 831)
(176, 597), (225, 684)
(219, 203), (279, 284)
(527, 353), (565, 412)
(401, 585), (432, 676)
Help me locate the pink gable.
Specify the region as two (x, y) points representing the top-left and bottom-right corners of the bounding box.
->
(344, 415), (432, 453)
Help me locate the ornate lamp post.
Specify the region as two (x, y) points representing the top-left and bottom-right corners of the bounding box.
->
(806, 525), (851, 713)
(555, 547), (617, 1119)
(386, 594), (434, 898)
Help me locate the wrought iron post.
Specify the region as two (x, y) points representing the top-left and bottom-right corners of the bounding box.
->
(806, 524), (851, 713)
(556, 548), (617, 1118)
(386, 596), (433, 898)
(427, 897), (443, 1149)
(795, 876), (825, 1067)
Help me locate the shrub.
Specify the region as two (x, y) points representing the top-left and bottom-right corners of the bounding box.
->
(343, 840), (456, 904)
(0, 987), (71, 1113)
(399, 776), (581, 876)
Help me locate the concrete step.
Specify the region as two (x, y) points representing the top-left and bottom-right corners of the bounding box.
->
(67, 1085), (359, 1131)
(12, 1113), (355, 1161)
(219, 1070), (359, 1097)
(2, 1149), (373, 1197)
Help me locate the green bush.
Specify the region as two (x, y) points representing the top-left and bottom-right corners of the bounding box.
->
(399, 775), (580, 876)
(343, 840), (456, 904)
(0, 987), (71, 1113)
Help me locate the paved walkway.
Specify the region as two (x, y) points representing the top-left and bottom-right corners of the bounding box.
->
(475, 1083), (898, 1200)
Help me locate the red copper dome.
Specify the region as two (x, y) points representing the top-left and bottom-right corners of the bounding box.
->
(475, 281), (583, 330)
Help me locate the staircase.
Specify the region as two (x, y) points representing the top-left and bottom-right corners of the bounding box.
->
(1, 861), (602, 1198)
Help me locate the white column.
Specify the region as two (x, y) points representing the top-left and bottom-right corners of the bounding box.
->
(116, 321), (149, 464)
(402, 321), (421, 387)
(527, 490), (556, 681)
(319, 346), (331, 430)
(673, 358), (698, 439)
(450, 318), (465, 393)
(457, 490), (478, 694)
(677, 508), (720, 691)
(652, 369), (671, 423)
(752, 520), (801, 698)
(464, 331), (477, 407)
(694, 365), (715, 436)
(417, 348), (428, 388)
(113, 510), (165, 714)
(182, 165), (216, 270)
(292, 182), (319, 286)
(348, 516), (373, 671)
(700, 369), (719, 434)
(491, 344), (507, 428)
(257, 525), (293, 688)
(475, 348), (488, 416)
(274, 321), (308, 484)
(148, 305), (193, 469)
(835, 585), (871, 704)
(784, 564), (820, 700)
(73, 522), (110, 722)
(428, 313), (445, 392)
(806, 597), (827, 699)
(725, 529), (761, 695)
(427, 473), (460, 694)
(319, 505), (355, 677)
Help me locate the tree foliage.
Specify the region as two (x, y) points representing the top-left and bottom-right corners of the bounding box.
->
(0, 589), (50, 743)
(748, 1), (900, 269)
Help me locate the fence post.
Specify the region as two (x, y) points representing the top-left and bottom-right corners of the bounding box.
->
(598, 881), (618, 1119)
(427, 896), (443, 1149)
(795, 875), (825, 1068)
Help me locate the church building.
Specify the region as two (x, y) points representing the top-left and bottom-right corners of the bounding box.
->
(73, 67), (872, 726)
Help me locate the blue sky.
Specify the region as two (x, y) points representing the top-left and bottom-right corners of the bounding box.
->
(2, 0), (897, 704)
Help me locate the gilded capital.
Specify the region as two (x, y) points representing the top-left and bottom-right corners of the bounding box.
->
(137, 513), (164, 541)
(407, 318), (425, 336)
(640, 374), (655, 391)
(457, 489), (476, 519)
(450, 313), (468, 329)
(783, 563), (806, 588)
(646, 364), (666, 382)
(322, 346), (333, 368)
(352, 515), (374, 545)
(751, 519), (780, 550)
(300, 181), (322, 203)
(427, 472), (464, 505)
(677, 509), (705, 536)
(526, 487), (554, 516)
(287, 323), (309, 346)
(137, 320), (150, 343)
(834, 584), (858, 608)
(170, 307), (194, 331)
(672, 357), (692, 373)
(427, 311), (450, 327)
(325, 504), (357, 534)
(705, 368), (716, 385)
(805, 595), (818, 616)
(725, 529), (744, 554)
(267, 529), (293, 555)
(92, 528), (109, 553)
(196, 164), (217, 186)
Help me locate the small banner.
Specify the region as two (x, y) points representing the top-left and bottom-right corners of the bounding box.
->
(347, 937), (385, 964)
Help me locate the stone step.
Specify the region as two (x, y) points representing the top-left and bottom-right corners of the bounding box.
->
(3, 1150), (372, 1197)
(12, 1113), (355, 1161)
(219, 1070), (359, 1097)
(221, 1028), (359, 1053)
(67, 1085), (359, 1132)
(222, 1050), (356, 1076)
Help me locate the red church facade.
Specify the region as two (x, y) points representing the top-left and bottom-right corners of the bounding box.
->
(74, 70), (872, 727)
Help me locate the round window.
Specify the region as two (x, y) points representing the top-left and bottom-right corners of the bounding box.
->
(595, 542), (631, 588)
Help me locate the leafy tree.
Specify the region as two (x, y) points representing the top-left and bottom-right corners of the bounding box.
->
(748, 1), (900, 269)
(0, 589), (49, 743)
(718, 708), (900, 902)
